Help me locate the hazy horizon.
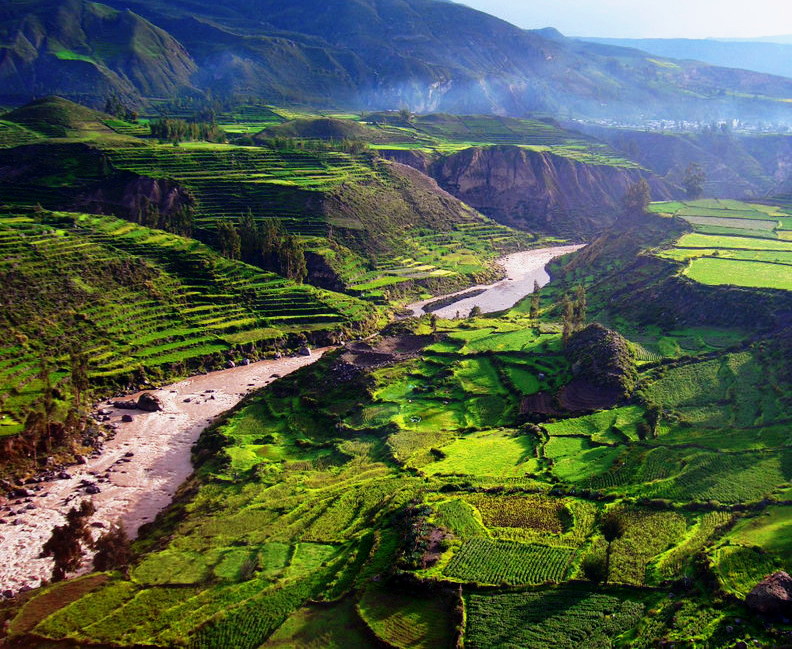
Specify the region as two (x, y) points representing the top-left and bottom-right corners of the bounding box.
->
(457, 0), (792, 40)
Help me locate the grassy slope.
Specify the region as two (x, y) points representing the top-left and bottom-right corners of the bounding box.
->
(5, 102), (792, 648)
(0, 101), (539, 300)
(0, 208), (377, 439)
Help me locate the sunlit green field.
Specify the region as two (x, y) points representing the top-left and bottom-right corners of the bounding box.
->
(652, 199), (792, 290)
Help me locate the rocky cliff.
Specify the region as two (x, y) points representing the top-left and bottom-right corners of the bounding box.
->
(383, 146), (677, 237)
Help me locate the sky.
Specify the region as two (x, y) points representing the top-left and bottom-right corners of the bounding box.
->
(457, 0), (792, 39)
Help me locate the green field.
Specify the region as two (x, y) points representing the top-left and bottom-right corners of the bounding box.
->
(652, 200), (792, 290)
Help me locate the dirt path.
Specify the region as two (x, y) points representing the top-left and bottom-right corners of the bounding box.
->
(0, 349), (330, 595)
(406, 245), (584, 318)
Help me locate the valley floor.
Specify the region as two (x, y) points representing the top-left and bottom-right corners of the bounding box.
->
(0, 350), (330, 595)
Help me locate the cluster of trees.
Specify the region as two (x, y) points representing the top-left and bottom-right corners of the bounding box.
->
(103, 95), (138, 122)
(149, 118), (225, 144)
(40, 501), (132, 581)
(561, 285), (586, 344)
(132, 202), (194, 238)
(215, 213), (307, 283)
(683, 162), (706, 200)
(581, 511), (626, 585)
(622, 178), (651, 215)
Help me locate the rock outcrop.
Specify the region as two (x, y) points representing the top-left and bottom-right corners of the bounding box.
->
(746, 571), (792, 616)
(384, 145), (677, 237)
(565, 323), (638, 400)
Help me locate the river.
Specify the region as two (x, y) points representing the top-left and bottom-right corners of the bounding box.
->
(0, 245), (582, 595)
(406, 244), (585, 318)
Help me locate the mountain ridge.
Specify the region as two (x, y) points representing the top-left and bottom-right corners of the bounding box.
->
(3, 0), (792, 123)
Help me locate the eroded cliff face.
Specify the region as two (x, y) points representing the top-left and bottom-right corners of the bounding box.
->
(74, 173), (194, 221)
(382, 145), (677, 237)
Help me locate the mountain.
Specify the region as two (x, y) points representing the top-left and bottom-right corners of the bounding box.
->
(580, 37), (792, 80)
(0, 0), (197, 106)
(4, 0), (792, 123)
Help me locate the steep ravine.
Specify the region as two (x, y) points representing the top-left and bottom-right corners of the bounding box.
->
(383, 145), (678, 237)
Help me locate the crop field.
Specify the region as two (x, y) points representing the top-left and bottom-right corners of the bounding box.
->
(443, 538), (576, 585)
(710, 545), (783, 599)
(652, 200), (792, 289)
(6, 155), (792, 649)
(366, 115), (641, 168)
(264, 599), (376, 649)
(421, 429), (540, 477)
(8, 297), (792, 648)
(465, 588), (646, 649)
(357, 587), (455, 649)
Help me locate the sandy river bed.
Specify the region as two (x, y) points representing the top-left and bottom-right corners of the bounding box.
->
(0, 350), (329, 595)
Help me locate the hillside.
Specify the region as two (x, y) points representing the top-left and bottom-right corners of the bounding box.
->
(0, 100), (543, 297)
(4, 0), (792, 122)
(4, 82), (792, 649)
(581, 36), (792, 81)
(576, 124), (792, 199)
(0, 207), (376, 452)
(0, 0), (196, 107)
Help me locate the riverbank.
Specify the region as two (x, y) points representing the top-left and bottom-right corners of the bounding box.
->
(0, 349), (330, 596)
(406, 245), (584, 318)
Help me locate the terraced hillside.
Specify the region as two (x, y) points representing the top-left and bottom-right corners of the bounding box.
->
(254, 111), (641, 168)
(0, 100), (537, 296)
(0, 208), (377, 439)
(651, 199), (792, 291)
(8, 286), (792, 648)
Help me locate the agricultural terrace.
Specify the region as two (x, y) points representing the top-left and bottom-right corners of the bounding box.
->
(0, 209), (377, 437)
(10, 295), (791, 648)
(650, 199), (792, 290)
(252, 109), (642, 167)
(98, 141), (531, 294)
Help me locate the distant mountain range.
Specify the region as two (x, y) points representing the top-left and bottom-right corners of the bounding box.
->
(3, 0), (792, 123)
(581, 37), (792, 81)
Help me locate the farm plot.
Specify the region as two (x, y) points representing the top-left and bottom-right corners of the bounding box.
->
(356, 587), (455, 649)
(443, 538), (576, 585)
(652, 200), (792, 290)
(465, 588), (646, 649)
(421, 429), (539, 478)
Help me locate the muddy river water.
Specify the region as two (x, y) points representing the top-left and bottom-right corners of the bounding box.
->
(406, 244), (585, 318)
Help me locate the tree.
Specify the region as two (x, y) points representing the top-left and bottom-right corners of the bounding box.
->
(429, 313), (438, 334)
(683, 163), (706, 200)
(278, 234), (307, 283)
(573, 284), (587, 330)
(561, 294), (575, 345)
(529, 280), (541, 320)
(93, 522), (132, 576)
(69, 351), (90, 409)
(238, 210), (261, 265)
(37, 359), (57, 460)
(581, 555), (608, 585)
(622, 178), (651, 215)
(216, 220), (241, 260)
(600, 511), (625, 584)
(40, 501), (96, 581)
(469, 305), (482, 318)
(644, 404), (662, 438)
